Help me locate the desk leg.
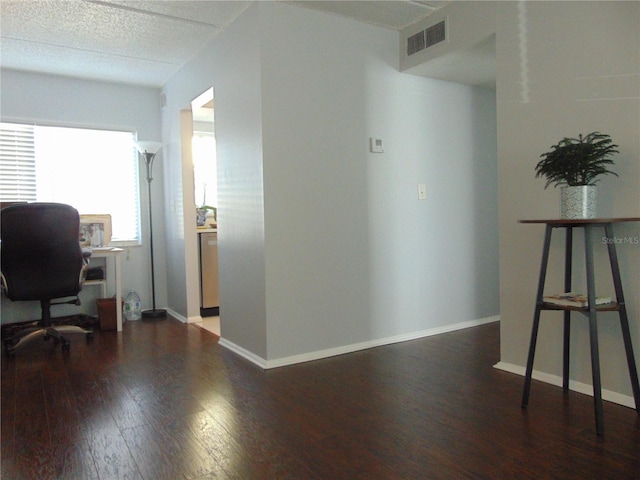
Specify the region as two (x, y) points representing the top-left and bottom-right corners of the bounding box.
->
(115, 252), (122, 332)
(522, 224), (553, 408)
(584, 225), (604, 436)
(604, 224), (640, 412)
(563, 227), (573, 391)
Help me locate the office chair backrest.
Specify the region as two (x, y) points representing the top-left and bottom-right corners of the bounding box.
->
(1, 203), (84, 301)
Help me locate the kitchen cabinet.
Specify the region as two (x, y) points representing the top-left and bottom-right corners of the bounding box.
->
(198, 230), (219, 316)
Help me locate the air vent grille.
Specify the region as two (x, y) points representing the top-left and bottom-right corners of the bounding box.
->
(407, 31), (425, 56)
(406, 19), (447, 56)
(425, 20), (446, 48)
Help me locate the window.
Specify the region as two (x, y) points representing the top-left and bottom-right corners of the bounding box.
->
(0, 122), (141, 245)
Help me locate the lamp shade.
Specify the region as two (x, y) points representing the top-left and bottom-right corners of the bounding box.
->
(136, 141), (163, 155)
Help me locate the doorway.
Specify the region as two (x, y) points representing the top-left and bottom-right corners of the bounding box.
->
(191, 87), (220, 336)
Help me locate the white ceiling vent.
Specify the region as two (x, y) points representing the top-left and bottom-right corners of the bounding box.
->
(407, 19), (447, 56)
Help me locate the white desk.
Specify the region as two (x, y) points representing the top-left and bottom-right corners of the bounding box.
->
(85, 247), (124, 331)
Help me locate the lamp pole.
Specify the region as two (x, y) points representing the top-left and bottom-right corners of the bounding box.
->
(137, 142), (166, 319)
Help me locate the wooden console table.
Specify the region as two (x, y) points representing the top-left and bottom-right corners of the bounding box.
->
(519, 218), (640, 436)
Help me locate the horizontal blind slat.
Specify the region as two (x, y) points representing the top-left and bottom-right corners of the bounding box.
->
(0, 123), (36, 202)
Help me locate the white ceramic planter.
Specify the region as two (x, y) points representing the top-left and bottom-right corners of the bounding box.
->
(561, 185), (597, 219)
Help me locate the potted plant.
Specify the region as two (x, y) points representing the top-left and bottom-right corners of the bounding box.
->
(535, 132), (619, 218)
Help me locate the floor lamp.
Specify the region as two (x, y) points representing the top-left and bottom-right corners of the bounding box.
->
(137, 141), (166, 319)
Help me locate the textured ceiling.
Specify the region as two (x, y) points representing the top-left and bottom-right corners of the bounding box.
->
(0, 0), (252, 86)
(0, 0), (450, 87)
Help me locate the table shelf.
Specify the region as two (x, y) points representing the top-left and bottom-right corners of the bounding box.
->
(541, 302), (620, 312)
(84, 248), (123, 331)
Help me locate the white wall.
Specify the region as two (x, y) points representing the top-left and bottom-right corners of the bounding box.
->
(161, 4), (268, 356)
(260, 3), (499, 361)
(0, 70), (165, 322)
(161, 2), (499, 364)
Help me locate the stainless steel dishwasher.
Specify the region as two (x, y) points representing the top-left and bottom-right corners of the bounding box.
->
(199, 231), (219, 316)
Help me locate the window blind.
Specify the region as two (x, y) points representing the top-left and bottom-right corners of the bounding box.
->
(0, 123), (36, 202)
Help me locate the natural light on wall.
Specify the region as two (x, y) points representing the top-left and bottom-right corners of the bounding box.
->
(0, 122), (141, 244)
(192, 133), (216, 208)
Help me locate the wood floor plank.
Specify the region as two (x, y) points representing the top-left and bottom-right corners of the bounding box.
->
(157, 422), (225, 479)
(121, 423), (188, 480)
(2, 318), (639, 479)
(84, 416), (143, 480)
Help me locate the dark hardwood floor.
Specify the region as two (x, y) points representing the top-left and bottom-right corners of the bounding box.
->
(1, 318), (639, 479)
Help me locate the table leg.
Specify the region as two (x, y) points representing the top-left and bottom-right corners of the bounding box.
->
(563, 227), (573, 391)
(604, 224), (640, 411)
(115, 252), (122, 331)
(522, 224), (553, 408)
(584, 224), (604, 436)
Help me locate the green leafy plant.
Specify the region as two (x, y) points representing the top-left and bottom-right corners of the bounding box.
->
(535, 132), (619, 189)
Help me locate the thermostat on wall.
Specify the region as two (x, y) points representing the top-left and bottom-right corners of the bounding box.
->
(370, 137), (384, 153)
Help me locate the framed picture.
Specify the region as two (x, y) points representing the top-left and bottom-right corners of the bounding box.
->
(79, 214), (112, 247)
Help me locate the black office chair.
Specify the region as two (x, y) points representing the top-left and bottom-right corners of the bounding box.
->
(1, 202), (93, 355)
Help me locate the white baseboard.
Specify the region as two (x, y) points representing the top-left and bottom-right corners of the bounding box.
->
(493, 361), (636, 409)
(167, 308), (202, 324)
(166, 308), (187, 323)
(218, 338), (268, 368)
(219, 315), (500, 370)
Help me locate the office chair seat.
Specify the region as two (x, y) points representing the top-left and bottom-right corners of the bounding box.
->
(1, 203), (94, 356)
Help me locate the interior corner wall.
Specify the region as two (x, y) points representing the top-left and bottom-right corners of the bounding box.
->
(495, 2), (640, 401)
(259, 3), (499, 361)
(161, 4), (268, 358)
(0, 69), (164, 323)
